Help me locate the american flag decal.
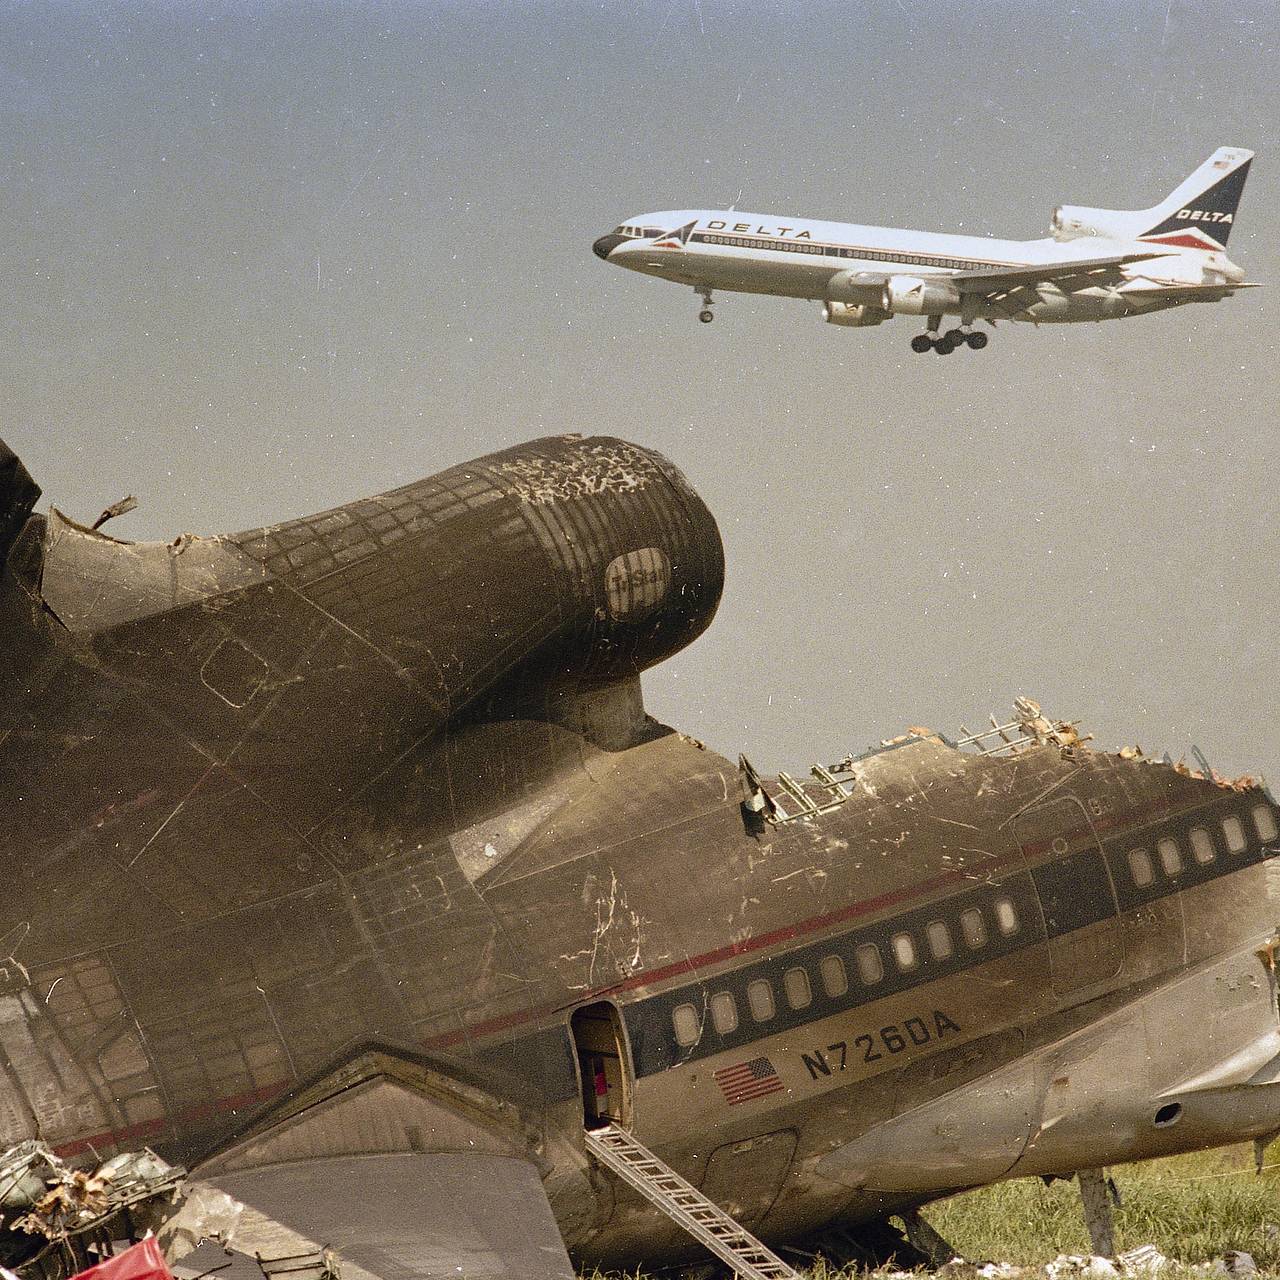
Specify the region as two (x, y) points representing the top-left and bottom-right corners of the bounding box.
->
(713, 1055), (784, 1105)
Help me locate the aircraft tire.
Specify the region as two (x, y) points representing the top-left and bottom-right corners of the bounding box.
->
(698, 309), (714, 323)
(966, 331), (988, 350)
(910, 335), (933, 354)
(933, 337), (955, 354)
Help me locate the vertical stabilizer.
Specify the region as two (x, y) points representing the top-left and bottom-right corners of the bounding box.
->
(1136, 146), (1253, 249)
(1051, 147), (1253, 250)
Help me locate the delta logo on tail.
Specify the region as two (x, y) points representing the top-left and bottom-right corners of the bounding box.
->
(1139, 157), (1252, 250)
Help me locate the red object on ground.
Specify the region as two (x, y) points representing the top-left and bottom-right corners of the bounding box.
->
(68, 1238), (174, 1280)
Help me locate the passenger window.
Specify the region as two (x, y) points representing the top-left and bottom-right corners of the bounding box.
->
(1223, 816), (1248, 854)
(747, 979), (775, 1022)
(672, 1003), (700, 1047)
(1190, 827), (1215, 864)
(784, 967), (812, 1010)
(710, 991), (738, 1035)
(960, 907), (987, 948)
(994, 897), (1019, 935)
(1129, 848), (1154, 887)
(820, 954), (848, 997)
(926, 920), (954, 960)
(1253, 804), (1278, 843)
(855, 943), (884, 984)
(890, 933), (917, 971)
(1157, 837), (1183, 876)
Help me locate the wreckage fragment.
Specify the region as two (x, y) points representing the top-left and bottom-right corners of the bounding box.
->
(0, 1144), (184, 1280)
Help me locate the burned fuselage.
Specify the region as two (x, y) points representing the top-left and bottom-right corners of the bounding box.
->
(1, 435), (1278, 1274)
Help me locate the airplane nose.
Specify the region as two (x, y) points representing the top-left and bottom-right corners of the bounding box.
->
(593, 234), (626, 260)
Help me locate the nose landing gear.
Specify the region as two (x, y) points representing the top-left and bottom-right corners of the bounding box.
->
(696, 288), (715, 324)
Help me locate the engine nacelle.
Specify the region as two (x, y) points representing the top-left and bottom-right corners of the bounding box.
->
(881, 275), (960, 316)
(822, 302), (890, 328)
(1051, 204), (1131, 242)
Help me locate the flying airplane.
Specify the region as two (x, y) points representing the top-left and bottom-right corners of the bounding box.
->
(592, 146), (1258, 353)
(2, 435), (1280, 1280)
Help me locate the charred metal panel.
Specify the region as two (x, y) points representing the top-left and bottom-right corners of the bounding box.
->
(231, 435), (724, 711)
(0, 440), (39, 571)
(1017, 796), (1123, 995)
(40, 513), (265, 633)
(698, 1129), (797, 1226)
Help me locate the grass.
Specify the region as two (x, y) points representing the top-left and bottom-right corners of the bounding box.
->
(581, 1143), (1280, 1278)
(928, 1143), (1280, 1269)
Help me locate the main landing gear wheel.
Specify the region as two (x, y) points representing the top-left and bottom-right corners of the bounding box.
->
(909, 328), (988, 353)
(698, 309), (714, 323)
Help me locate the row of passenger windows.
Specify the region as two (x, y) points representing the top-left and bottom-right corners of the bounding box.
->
(670, 804), (1279, 1048)
(671, 895), (1022, 1047)
(1126, 805), (1276, 887)
(694, 232), (974, 270)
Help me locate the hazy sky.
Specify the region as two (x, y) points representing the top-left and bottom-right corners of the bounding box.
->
(3, 0), (1277, 777)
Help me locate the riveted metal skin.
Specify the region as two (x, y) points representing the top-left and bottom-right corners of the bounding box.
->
(1, 434), (1278, 1277)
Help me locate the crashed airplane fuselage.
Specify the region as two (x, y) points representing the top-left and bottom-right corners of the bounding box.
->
(1, 435), (1279, 1277)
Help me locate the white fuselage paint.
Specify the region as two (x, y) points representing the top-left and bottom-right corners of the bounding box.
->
(603, 209), (1244, 324)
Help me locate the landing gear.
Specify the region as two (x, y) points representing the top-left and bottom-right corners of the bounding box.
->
(696, 288), (715, 324)
(698, 310), (714, 324)
(910, 322), (989, 354)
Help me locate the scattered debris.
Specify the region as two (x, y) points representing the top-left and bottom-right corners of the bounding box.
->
(252, 1248), (340, 1280)
(63, 1239), (172, 1280)
(843, 1245), (1271, 1280)
(91, 497), (138, 532)
(0, 1143), (183, 1280)
(1117, 1244), (1168, 1275)
(1045, 1255), (1119, 1279)
(1221, 1251), (1257, 1276)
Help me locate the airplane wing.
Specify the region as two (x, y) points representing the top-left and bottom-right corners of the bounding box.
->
(946, 251), (1167, 293)
(185, 1049), (579, 1280)
(842, 253), (1169, 321)
(198, 1154), (577, 1280)
(1119, 281), (1263, 300)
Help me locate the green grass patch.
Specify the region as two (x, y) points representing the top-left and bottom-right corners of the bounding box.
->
(929, 1143), (1280, 1269)
(581, 1143), (1280, 1277)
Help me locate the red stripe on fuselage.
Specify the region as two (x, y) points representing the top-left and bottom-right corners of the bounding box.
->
(46, 788), (1227, 1159)
(425, 789), (1209, 1050)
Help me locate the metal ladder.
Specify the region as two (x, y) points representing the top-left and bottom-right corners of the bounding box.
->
(583, 1123), (802, 1280)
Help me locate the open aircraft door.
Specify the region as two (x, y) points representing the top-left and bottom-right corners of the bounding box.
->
(570, 1000), (634, 1130)
(1014, 795), (1123, 997)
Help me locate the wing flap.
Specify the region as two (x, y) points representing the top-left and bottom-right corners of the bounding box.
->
(950, 252), (1166, 293)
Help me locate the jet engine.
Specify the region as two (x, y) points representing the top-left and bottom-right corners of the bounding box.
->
(1050, 205), (1128, 242)
(822, 302), (889, 327)
(881, 275), (960, 316)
